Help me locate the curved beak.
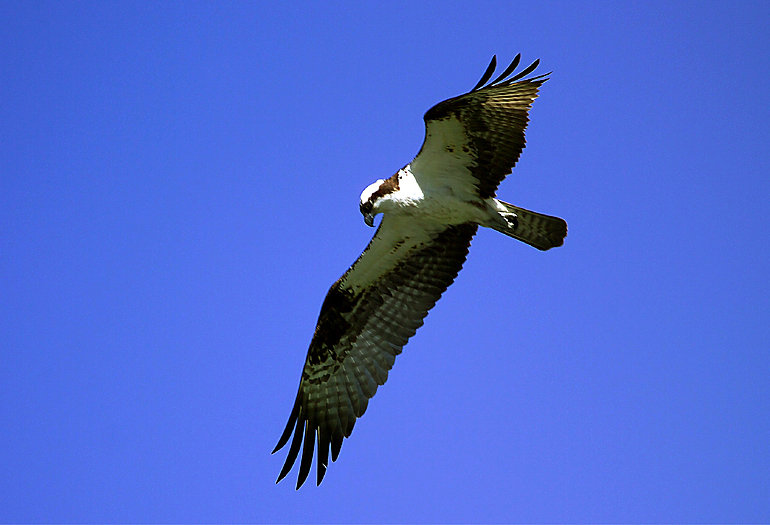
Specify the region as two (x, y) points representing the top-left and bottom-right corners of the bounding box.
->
(364, 213), (374, 227)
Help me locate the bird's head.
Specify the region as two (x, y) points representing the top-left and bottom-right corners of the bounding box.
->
(359, 179), (385, 227)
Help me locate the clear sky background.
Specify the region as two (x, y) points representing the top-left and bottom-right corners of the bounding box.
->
(2, 1), (769, 523)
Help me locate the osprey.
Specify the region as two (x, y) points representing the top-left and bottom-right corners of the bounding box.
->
(273, 55), (567, 488)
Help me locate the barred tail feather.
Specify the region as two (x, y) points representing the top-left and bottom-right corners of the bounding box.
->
(492, 199), (567, 251)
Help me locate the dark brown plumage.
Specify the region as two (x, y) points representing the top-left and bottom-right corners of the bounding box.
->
(274, 222), (477, 488)
(418, 56), (548, 199)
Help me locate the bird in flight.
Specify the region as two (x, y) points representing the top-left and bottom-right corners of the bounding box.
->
(273, 54), (567, 488)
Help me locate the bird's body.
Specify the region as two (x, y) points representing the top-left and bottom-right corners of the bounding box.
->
(362, 167), (491, 230)
(274, 55), (567, 488)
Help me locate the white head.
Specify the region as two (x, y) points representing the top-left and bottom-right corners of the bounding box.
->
(359, 174), (401, 227)
(358, 178), (386, 227)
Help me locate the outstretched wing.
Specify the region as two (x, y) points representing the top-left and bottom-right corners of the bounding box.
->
(273, 217), (478, 488)
(410, 54), (549, 199)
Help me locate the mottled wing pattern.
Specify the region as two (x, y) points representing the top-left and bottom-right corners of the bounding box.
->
(410, 55), (548, 199)
(273, 218), (478, 488)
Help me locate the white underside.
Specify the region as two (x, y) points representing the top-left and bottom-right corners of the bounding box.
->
(344, 165), (513, 293)
(372, 165), (508, 230)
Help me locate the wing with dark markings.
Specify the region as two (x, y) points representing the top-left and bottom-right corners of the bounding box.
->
(273, 217), (478, 488)
(411, 54), (549, 199)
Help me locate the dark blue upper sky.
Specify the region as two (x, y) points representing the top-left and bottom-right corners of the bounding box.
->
(2, 1), (768, 522)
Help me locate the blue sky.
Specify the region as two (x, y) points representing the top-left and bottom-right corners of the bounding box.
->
(2, 1), (769, 522)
